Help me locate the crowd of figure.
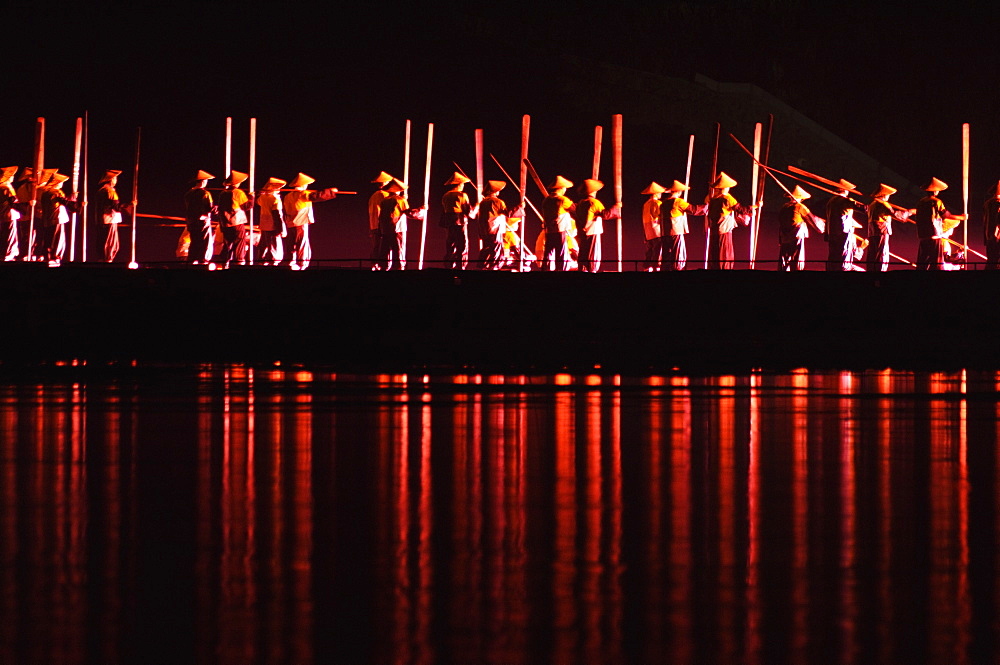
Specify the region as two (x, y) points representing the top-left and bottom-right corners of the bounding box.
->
(4, 160), (1000, 271)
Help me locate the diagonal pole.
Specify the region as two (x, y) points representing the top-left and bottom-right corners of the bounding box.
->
(419, 122), (433, 270)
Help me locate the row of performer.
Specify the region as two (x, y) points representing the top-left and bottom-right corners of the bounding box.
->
(3, 163), (998, 271)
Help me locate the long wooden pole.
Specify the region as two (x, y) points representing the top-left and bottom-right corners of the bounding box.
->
(612, 114), (623, 271)
(419, 122), (433, 270)
(81, 112), (89, 262)
(489, 153), (543, 220)
(520, 115), (530, 272)
(475, 128), (484, 258)
(28, 117), (44, 261)
(705, 122), (720, 268)
(225, 117), (232, 178)
(248, 117), (256, 265)
(962, 122), (969, 266)
(128, 127), (140, 269)
(753, 115), (773, 262)
(69, 117), (83, 262)
(750, 122), (761, 268)
(683, 134), (694, 202)
(592, 126), (603, 180)
(403, 119), (411, 186)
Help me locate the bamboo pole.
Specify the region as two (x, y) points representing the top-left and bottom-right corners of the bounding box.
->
(683, 135), (694, 202)
(612, 114), (623, 271)
(419, 122), (433, 270)
(962, 123), (969, 266)
(706, 122), (720, 268)
(248, 117), (256, 265)
(28, 117), (44, 261)
(403, 119), (411, 186)
(754, 115), (774, 263)
(592, 126), (603, 180)
(489, 153), (542, 220)
(475, 128), (484, 257)
(69, 117), (83, 262)
(520, 115), (530, 272)
(225, 117), (232, 178)
(128, 127), (141, 269)
(750, 122), (761, 268)
(81, 112), (89, 262)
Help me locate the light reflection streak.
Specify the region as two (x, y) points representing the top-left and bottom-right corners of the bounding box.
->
(838, 371), (858, 665)
(669, 376), (693, 663)
(791, 369), (809, 665)
(552, 381), (576, 663)
(716, 375), (738, 663)
(745, 371), (761, 665)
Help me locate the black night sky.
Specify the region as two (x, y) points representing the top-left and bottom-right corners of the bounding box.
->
(2, 0), (998, 261)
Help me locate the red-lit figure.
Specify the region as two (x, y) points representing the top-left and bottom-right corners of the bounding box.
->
(215, 171), (252, 267)
(368, 171), (394, 270)
(866, 183), (910, 272)
(574, 178), (617, 273)
(256, 177), (286, 265)
(661, 180), (705, 271)
(376, 178), (423, 270)
(705, 172), (752, 270)
(282, 172), (338, 270)
(777, 185), (824, 271)
(641, 182), (665, 270)
(982, 181), (1000, 270)
(914, 177), (965, 270)
(440, 171), (475, 270)
(39, 171), (77, 265)
(542, 175), (575, 271)
(184, 170), (216, 264)
(0, 166), (19, 261)
(824, 178), (866, 271)
(96, 169), (126, 263)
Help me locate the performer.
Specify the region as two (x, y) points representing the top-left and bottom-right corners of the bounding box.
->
(541, 175), (576, 271)
(574, 179), (615, 272)
(256, 177), (286, 265)
(368, 171), (394, 270)
(777, 185), (825, 271)
(39, 172), (76, 265)
(0, 166), (20, 261)
(984, 181), (1000, 270)
(13, 167), (35, 260)
(641, 182), (665, 270)
(440, 172), (475, 269)
(184, 170), (216, 264)
(705, 172), (753, 269)
(215, 171), (252, 267)
(661, 180), (706, 271)
(282, 172), (338, 270)
(95, 169), (127, 262)
(866, 184), (911, 272)
(377, 178), (424, 270)
(824, 179), (866, 271)
(477, 180), (510, 270)
(913, 177), (965, 271)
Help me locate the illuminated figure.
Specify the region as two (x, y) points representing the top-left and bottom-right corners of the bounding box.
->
(865, 184), (910, 272)
(215, 171), (252, 267)
(913, 177), (965, 271)
(476, 180), (511, 270)
(661, 179), (705, 271)
(824, 179), (866, 271)
(705, 171), (753, 269)
(376, 178), (424, 270)
(641, 181), (665, 270)
(777, 185), (825, 271)
(573, 178), (614, 273)
(0, 166), (20, 261)
(96, 169), (127, 263)
(440, 171), (475, 269)
(184, 170), (215, 264)
(13, 166), (38, 260)
(542, 175), (576, 271)
(39, 171), (76, 265)
(282, 172), (338, 270)
(983, 181), (1000, 270)
(368, 171), (394, 270)
(256, 177), (286, 265)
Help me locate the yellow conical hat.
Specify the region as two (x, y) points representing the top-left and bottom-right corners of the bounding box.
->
(386, 178), (408, 193)
(712, 172), (737, 189)
(485, 180), (506, 194)
(872, 183), (897, 199)
(549, 175), (574, 190)
(224, 171), (248, 186)
(290, 173), (315, 187)
(444, 172), (471, 186)
(193, 169), (215, 181)
(835, 178), (858, 192)
(582, 179), (604, 194)
(641, 182), (666, 195)
(790, 185), (811, 200)
(38, 168), (57, 187)
(668, 180), (690, 193)
(925, 177), (948, 192)
(264, 177), (286, 190)
(99, 169), (122, 184)
(372, 171), (394, 184)
(49, 172), (69, 186)
(0, 166), (17, 183)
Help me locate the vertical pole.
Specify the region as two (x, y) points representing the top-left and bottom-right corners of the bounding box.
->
(683, 134), (694, 202)
(750, 122), (762, 268)
(69, 117), (82, 262)
(128, 127), (140, 269)
(225, 117), (232, 179)
(754, 115), (774, 264)
(612, 113), (623, 271)
(419, 122), (433, 270)
(475, 128), (484, 258)
(592, 126), (603, 180)
(705, 122), (720, 269)
(403, 119), (411, 186)
(520, 115), (530, 271)
(962, 122), (970, 266)
(28, 117), (44, 261)
(248, 118), (256, 265)
(81, 112), (89, 262)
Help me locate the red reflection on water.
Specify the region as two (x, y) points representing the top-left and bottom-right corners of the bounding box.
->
(669, 376), (694, 663)
(552, 383), (576, 663)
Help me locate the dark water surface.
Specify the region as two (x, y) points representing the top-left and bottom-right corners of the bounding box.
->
(1, 364), (998, 664)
